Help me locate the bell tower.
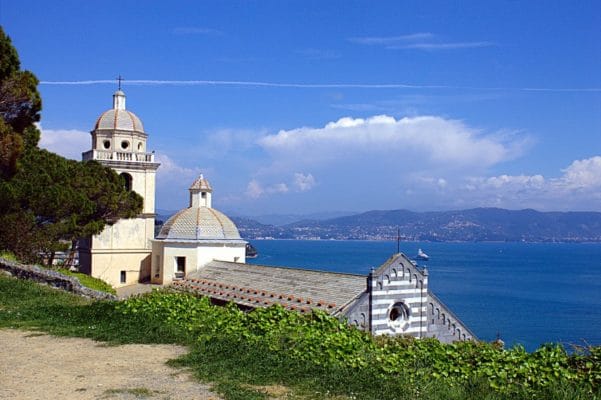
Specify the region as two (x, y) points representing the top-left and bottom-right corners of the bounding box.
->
(78, 87), (160, 287)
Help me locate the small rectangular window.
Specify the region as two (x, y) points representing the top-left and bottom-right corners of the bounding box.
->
(154, 255), (160, 278)
(120, 270), (126, 283)
(175, 256), (186, 279)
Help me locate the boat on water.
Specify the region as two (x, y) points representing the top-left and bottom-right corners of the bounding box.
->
(245, 243), (258, 258)
(416, 248), (429, 261)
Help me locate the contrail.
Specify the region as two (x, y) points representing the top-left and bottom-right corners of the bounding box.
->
(39, 79), (601, 92)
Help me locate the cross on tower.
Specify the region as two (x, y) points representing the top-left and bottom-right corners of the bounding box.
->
(116, 75), (124, 90)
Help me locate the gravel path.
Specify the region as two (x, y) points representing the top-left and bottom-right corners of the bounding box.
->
(0, 329), (221, 400)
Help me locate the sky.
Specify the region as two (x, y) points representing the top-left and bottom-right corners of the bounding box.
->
(1, 1), (600, 215)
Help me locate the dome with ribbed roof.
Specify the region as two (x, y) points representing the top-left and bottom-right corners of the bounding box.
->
(157, 206), (241, 241)
(156, 174), (243, 241)
(93, 90), (145, 133)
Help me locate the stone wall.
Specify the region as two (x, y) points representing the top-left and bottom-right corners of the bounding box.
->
(0, 257), (117, 301)
(426, 291), (477, 342)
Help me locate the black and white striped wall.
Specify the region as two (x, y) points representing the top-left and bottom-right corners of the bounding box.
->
(343, 253), (475, 343)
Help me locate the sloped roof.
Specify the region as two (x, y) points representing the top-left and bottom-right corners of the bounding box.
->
(189, 175), (212, 192)
(178, 260), (367, 315)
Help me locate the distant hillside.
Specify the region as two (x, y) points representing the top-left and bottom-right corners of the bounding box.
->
(234, 208), (601, 242)
(242, 211), (357, 226)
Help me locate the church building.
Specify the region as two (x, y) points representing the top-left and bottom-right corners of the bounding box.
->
(79, 89), (476, 344)
(151, 174), (247, 284)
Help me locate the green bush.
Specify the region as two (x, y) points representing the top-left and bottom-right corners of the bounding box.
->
(117, 290), (600, 398)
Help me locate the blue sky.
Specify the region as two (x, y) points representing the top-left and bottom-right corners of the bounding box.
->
(1, 1), (600, 215)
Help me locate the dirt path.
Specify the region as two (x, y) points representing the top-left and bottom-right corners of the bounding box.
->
(0, 329), (221, 400)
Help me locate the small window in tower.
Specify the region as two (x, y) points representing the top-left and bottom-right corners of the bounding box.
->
(120, 270), (126, 283)
(103, 140), (110, 149)
(121, 140), (130, 149)
(201, 192), (206, 198)
(137, 142), (143, 151)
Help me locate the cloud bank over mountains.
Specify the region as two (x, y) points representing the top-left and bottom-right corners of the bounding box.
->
(37, 115), (601, 213)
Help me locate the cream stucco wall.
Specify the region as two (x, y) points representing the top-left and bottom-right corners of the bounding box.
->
(151, 240), (246, 285)
(93, 217), (154, 250)
(94, 130), (147, 152)
(111, 167), (156, 214)
(89, 250), (151, 287)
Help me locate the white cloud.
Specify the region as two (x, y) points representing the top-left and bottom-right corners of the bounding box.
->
(172, 27), (222, 35)
(349, 33), (494, 51)
(348, 33), (435, 45)
(155, 153), (202, 180)
(246, 179), (289, 199)
(448, 157), (601, 210)
(294, 173), (316, 191)
(246, 180), (264, 199)
(560, 156), (601, 189)
(259, 115), (522, 168)
(38, 124), (89, 160)
(389, 41), (493, 50)
(155, 154), (204, 209)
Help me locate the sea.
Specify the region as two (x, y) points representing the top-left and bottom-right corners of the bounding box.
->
(247, 240), (601, 352)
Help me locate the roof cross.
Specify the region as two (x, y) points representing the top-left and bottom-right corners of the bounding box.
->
(116, 75), (124, 90)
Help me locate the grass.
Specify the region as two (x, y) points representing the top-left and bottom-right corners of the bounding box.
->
(0, 250), (18, 262)
(0, 275), (598, 400)
(0, 275), (183, 344)
(0, 251), (116, 295)
(57, 268), (117, 294)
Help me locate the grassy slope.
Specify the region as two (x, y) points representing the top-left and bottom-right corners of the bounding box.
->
(0, 275), (597, 400)
(56, 268), (116, 294)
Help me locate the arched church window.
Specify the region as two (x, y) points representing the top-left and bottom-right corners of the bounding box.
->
(121, 140), (130, 150)
(120, 173), (133, 192)
(137, 142), (143, 151)
(103, 140), (110, 149)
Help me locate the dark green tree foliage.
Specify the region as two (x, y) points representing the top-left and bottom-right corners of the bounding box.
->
(0, 26), (143, 263)
(0, 148), (143, 263)
(0, 27), (41, 177)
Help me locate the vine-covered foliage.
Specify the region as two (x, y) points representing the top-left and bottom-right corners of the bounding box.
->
(117, 290), (600, 397)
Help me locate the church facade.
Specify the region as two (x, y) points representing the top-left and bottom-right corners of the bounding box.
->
(79, 90), (475, 344)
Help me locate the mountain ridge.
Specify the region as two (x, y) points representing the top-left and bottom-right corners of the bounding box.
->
(232, 207), (601, 242)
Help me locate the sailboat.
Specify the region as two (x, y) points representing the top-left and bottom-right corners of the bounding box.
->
(416, 248), (429, 261)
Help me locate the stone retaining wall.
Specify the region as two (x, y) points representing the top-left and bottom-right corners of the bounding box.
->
(0, 257), (117, 301)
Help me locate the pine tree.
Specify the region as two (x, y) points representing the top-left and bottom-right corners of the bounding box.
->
(0, 26), (143, 265)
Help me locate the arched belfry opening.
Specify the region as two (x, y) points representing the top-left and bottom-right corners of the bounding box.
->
(120, 172), (133, 192)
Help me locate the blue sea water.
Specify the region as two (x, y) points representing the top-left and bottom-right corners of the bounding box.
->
(247, 240), (601, 352)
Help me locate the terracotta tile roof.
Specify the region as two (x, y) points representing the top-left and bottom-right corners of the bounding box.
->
(178, 260), (367, 315)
